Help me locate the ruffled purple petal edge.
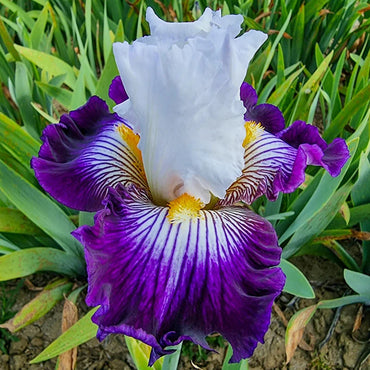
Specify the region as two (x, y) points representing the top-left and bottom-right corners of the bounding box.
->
(277, 120), (350, 178)
(31, 96), (141, 212)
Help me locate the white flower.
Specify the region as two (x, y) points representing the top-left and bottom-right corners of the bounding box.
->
(113, 8), (267, 205)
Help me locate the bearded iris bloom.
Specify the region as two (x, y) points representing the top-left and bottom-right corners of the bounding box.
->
(31, 8), (349, 365)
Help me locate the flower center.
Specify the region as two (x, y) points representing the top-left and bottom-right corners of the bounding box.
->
(243, 121), (263, 147)
(167, 193), (204, 223)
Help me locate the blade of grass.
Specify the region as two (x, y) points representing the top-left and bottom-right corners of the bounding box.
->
(36, 81), (72, 109)
(0, 112), (40, 168)
(0, 17), (20, 61)
(0, 279), (73, 332)
(0, 247), (84, 279)
(30, 3), (49, 49)
(85, 0), (96, 77)
(256, 11), (292, 92)
(290, 50), (333, 123)
(0, 0), (35, 29)
(0, 207), (43, 235)
(14, 62), (40, 139)
(324, 84), (370, 142)
(282, 181), (354, 259)
(30, 102), (57, 124)
(30, 307), (99, 363)
(291, 3), (305, 63)
(267, 66), (304, 106)
(14, 44), (76, 89)
(280, 138), (357, 246)
(95, 20), (124, 106)
(280, 259), (315, 299)
(0, 160), (84, 259)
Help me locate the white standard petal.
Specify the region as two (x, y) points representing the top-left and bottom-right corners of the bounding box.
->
(113, 8), (267, 205)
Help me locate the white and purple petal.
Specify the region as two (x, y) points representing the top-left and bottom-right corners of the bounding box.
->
(31, 97), (147, 212)
(220, 123), (350, 206)
(220, 130), (297, 205)
(73, 184), (285, 364)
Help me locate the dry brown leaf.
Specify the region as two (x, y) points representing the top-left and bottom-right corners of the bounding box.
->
(24, 279), (43, 291)
(267, 29), (293, 39)
(358, 5), (370, 14)
(273, 302), (289, 326)
(57, 298), (78, 370)
(285, 304), (318, 364)
(0, 321), (15, 332)
(298, 338), (314, 352)
(315, 230), (370, 242)
(274, 303), (313, 351)
(352, 231), (370, 241)
(254, 11), (272, 23)
(319, 9), (333, 17)
(0, 280), (72, 333)
(191, 361), (204, 369)
(353, 304), (363, 333)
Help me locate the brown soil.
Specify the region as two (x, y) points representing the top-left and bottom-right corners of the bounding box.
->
(0, 256), (369, 370)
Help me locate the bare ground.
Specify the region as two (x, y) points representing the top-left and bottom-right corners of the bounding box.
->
(0, 255), (369, 370)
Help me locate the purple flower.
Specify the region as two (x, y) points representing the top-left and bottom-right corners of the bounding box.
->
(31, 8), (350, 365)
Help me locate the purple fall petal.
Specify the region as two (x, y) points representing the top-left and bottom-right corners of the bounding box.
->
(31, 96), (147, 212)
(73, 184), (285, 364)
(109, 76), (129, 104)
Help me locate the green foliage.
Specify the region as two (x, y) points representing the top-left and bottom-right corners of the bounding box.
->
(30, 306), (99, 364)
(0, 278), (73, 332)
(351, 149), (370, 273)
(344, 269), (370, 298)
(125, 336), (164, 370)
(280, 259), (315, 299)
(0, 159), (84, 259)
(0, 248), (85, 280)
(280, 139), (357, 258)
(0, 281), (22, 354)
(222, 345), (249, 369)
(162, 343), (182, 370)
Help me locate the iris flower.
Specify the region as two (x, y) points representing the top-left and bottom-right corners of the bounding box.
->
(32, 8), (349, 365)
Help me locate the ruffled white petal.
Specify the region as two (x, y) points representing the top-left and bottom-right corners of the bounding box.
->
(145, 7), (243, 43)
(113, 8), (267, 205)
